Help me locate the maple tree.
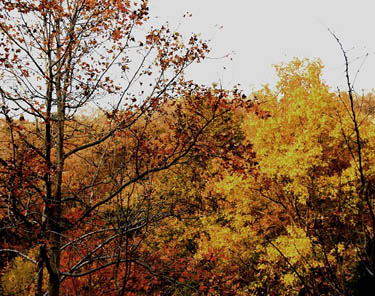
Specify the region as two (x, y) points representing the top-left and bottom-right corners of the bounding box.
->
(173, 58), (375, 295)
(228, 58), (375, 295)
(0, 1), (252, 295)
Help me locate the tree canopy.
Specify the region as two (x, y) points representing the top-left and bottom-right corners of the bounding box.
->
(1, 1), (375, 296)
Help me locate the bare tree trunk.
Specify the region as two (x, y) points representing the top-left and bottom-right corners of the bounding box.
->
(48, 17), (65, 295)
(35, 245), (44, 296)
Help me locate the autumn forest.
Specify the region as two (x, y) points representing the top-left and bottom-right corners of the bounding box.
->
(1, 1), (375, 295)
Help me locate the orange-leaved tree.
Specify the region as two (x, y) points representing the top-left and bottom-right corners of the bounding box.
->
(0, 1), (245, 295)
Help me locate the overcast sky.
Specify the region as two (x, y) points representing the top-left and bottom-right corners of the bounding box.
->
(149, 0), (375, 94)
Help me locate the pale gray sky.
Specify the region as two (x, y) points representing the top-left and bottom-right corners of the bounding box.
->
(149, 0), (375, 94)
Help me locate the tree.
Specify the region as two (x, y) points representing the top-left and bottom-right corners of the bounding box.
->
(330, 32), (375, 294)
(184, 58), (375, 295)
(0, 1), (244, 295)
(237, 58), (375, 295)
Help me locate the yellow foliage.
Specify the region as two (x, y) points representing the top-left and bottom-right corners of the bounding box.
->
(267, 226), (312, 265)
(282, 272), (297, 287)
(1, 247), (46, 296)
(243, 58), (341, 182)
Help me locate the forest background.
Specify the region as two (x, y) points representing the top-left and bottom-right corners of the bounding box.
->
(1, 1), (375, 295)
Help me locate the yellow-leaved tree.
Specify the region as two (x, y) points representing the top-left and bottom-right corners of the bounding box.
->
(194, 58), (375, 295)
(243, 58), (375, 295)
